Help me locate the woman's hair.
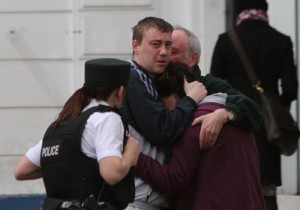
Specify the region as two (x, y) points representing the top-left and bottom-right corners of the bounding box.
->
(155, 61), (196, 98)
(52, 85), (118, 128)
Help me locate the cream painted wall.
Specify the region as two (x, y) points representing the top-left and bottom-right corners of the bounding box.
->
(0, 0), (156, 195)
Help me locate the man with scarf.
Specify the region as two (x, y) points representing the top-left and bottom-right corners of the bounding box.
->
(210, 1), (298, 210)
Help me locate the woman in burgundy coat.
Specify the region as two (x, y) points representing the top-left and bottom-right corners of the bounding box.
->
(135, 63), (266, 210)
(210, 1), (298, 209)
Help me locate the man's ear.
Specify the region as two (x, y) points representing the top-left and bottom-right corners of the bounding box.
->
(132, 40), (139, 55)
(189, 51), (199, 68)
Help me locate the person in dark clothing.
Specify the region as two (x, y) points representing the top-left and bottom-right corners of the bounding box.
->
(135, 62), (266, 210)
(14, 58), (140, 210)
(210, 1), (298, 209)
(170, 25), (262, 136)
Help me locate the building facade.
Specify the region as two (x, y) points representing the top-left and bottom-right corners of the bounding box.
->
(0, 0), (298, 207)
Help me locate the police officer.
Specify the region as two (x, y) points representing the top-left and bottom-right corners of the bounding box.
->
(14, 58), (140, 210)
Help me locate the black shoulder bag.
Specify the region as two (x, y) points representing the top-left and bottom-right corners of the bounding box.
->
(228, 29), (300, 156)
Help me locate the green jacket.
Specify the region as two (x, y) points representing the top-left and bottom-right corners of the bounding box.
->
(192, 65), (262, 130)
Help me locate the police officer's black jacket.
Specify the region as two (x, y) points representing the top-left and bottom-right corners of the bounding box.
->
(40, 104), (135, 210)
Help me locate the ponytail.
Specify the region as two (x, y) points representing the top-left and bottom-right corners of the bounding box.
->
(52, 86), (119, 128)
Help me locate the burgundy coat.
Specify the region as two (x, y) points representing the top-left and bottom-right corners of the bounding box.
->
(135, 102), (266, 210)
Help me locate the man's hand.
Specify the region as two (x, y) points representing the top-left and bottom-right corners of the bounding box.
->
(184, 78), (207, 104)
(124, 134), (140, 166)
(191, 108), (228, 149)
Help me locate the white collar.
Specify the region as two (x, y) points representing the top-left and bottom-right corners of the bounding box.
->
(83, 99), (110, 111)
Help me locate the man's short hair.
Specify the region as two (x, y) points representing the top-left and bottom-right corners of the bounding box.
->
(132, 16), (173, 44)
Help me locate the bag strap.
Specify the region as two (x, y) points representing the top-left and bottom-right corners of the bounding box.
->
(227, 30), (264, 93)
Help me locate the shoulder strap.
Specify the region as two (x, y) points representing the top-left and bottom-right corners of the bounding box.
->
(227, 30), (263, 92)
(44, 104), (128, 143)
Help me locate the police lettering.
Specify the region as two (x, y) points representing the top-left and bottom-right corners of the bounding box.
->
(42, 145), (60, 157)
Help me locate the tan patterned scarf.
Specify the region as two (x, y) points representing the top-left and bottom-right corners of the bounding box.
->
(236, 9), (268, 26)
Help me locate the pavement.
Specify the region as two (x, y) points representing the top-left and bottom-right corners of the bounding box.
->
(277, 194), (300, 210)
